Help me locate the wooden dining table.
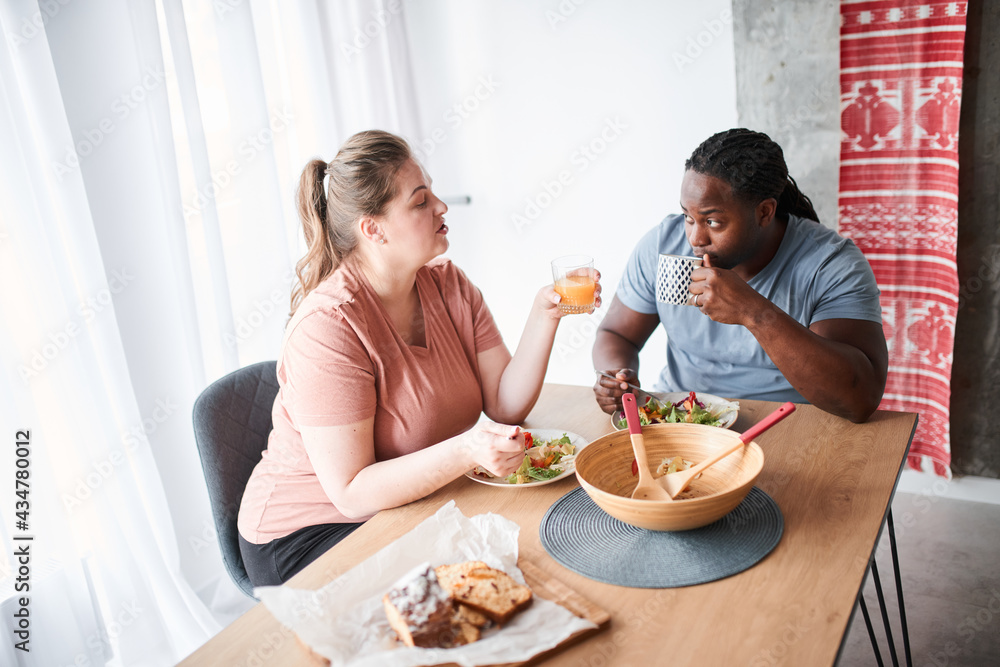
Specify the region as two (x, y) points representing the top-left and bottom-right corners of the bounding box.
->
(180, 383), (917, 667)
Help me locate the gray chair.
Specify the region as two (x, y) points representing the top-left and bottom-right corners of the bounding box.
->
(192, 360), (279, 598)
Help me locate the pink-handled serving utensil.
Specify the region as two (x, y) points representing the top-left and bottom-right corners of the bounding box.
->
(659, 402), (796, 499)
(623, 393), (674, 501)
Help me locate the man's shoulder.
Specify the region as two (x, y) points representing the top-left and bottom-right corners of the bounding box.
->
(777, 217), (881, 322)
(788, 214), (854, 245)
(784, 215), (865, 266)
(654, 212), (686, 237)
(636, 213), (688, 255)
(779, 216), (879, 302)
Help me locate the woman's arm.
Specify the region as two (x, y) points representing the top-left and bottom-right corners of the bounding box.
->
(479, 280), (603, 424)
(302, 419), (525, 519)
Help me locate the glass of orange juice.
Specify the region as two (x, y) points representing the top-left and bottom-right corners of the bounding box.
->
(551, 255), (596, 314)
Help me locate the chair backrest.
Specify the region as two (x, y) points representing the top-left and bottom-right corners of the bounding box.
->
(192, 360), (279, 598)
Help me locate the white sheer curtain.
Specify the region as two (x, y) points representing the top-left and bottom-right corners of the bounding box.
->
(0, 0), (421, 664)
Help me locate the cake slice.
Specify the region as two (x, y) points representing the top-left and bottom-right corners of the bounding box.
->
(452, 601), (490, 629)
(382, 563), (455, 648)
(434, 561), (533, 625)
(445, 603), (487, 646)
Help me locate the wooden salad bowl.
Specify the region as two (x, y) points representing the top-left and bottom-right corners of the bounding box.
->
(574, 423), (764, 531)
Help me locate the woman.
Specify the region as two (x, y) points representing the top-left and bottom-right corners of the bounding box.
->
(237, 130), (601, 586)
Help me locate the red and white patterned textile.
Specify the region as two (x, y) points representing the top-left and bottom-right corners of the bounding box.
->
(839, 0), (967, 476)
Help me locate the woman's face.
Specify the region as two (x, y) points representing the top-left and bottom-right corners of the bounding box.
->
(379, 158), (449, 267)
(679, 170), (765, 271)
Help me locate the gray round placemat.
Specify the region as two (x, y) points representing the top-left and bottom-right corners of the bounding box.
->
(539, 486), (783, 588)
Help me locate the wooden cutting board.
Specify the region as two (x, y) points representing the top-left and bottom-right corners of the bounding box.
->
(485, 559), (611, 667)
(300, 559), (610, 667)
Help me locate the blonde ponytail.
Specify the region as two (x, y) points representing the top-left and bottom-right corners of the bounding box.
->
(291, 159), (336, 317)
(290, 131), (411, 318)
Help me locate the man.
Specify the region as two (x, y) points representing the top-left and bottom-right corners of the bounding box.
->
(593, 129), (887, 423)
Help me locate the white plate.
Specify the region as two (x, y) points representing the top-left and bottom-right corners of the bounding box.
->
(611, 392), (739, 430)
(464, 429), (589, 488)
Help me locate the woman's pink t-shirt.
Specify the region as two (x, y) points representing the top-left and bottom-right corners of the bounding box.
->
(237, 258), (504, 543)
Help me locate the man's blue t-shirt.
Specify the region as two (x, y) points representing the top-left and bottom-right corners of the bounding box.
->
(615, 214), (883, 402)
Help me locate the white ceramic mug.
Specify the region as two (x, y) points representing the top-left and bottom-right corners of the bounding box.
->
(656, 254), (703, 305)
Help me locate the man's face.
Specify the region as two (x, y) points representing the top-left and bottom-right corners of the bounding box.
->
(679, 170), (763, 271)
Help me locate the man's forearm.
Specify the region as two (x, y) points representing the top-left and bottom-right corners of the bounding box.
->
(593, 329), (642, 377)
(745, 302), (884, 422)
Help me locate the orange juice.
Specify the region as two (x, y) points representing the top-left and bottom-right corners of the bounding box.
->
(554, 275), (596, 313)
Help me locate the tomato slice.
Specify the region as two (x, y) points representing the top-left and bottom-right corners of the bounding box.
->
(523, 431), (533, 450)
(631, 458), (638, 476)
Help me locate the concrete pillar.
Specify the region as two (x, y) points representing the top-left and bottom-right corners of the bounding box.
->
(732, 0), (840, 228)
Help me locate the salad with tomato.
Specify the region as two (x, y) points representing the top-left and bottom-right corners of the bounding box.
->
(473, 431), (577, 484)
(507, 431), (576, 484)
(615, 391), (724, 429)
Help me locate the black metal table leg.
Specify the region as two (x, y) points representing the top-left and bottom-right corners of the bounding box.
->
(860, 595), (885, 667)
(861, 509), (912, 667)
(871, 558), (900, 666)
(887, 509), (913, 666)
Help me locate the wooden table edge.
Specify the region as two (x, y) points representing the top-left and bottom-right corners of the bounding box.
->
(832, 411), (918, 664)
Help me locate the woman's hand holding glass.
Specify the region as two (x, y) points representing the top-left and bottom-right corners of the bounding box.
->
(538, 266), (602, 320)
